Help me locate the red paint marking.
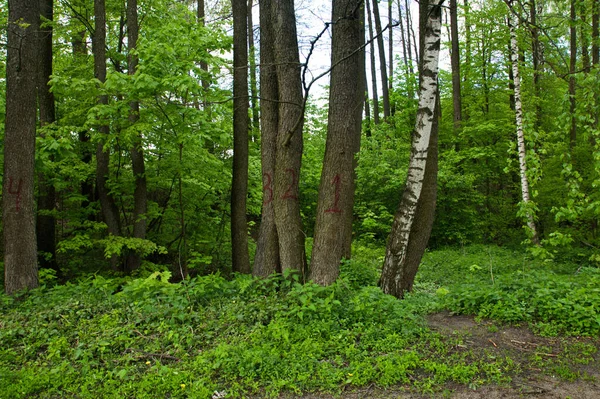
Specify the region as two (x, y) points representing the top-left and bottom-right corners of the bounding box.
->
(282, 168), (298, 200)
(263, 172), (274, 205)
(325, 174), (342, 214)
(7, 177), (23, 212)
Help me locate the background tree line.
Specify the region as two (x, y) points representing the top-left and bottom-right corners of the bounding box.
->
(1, 0), (599, 297)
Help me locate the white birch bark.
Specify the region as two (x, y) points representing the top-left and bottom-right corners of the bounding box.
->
(380, 0), (442, 298)
(507, 3), (540, 244)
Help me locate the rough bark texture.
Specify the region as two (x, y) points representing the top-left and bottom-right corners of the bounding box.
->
(126, 0), (148, 273)
(372, 0), (390, 118)
(366, 0), (380, 124)
(380, 0), (441, 299)
(248, 0), (260, 132)
(310, 0), (364, 285)
(231, 0), (251, 274)
(253, 0), (281, 278)
(37, 0), (58, 273)
(4, 0), (40, 294)
(272, 0), (306, 276)
(94, 0), (122, 268)
(450, 0), (462, 130)
(507, 2), (540, 245)
(569, 0), (577, 149)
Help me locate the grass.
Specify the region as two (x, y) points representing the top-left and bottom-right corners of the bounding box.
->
(0, 244), (598, 398)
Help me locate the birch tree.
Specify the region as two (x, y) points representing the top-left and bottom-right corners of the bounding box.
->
(379, 0), (442, 299)
(506, 0), (540, 245)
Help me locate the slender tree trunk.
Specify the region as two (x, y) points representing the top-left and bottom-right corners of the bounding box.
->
(593, 0), (599, 66)
(37, 0), (58, 274)
(507, 1), (540, 245)
(372, 0), (390, 118)
(530, 0), (542, 130)
(397, 0), (413, 98)
(366, 0), (380, 124)
(450, 0), (462, 130)
(198, 0), (211, 114)
(581, 0), (590, 73)
(409, 0), (419, 67)
(4, 0), (40, 294)
(94, 0), (122, 269)
(126, 0), (148, 273)
(569, 0), (577, 149)
(253, 0), (280, 277)
(231, 0), (251, 274)
(272, 0), (306, 276)
(364, 71), (372, 134)
(404, 0), (415, 79)
(310, 0), (364, 285)
(388, 0), (393, 95)
(463, 0), (471, 120)
(380, 0), (441, 299)
(248, 0), (260, 133)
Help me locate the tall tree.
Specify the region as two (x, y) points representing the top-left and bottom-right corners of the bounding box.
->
(126, 0), (148, 272)
(366, 0), (381, 124)
(310, 0), (364, 285)
(94, 0), (122, 269)
(4, 0), (40, 294)
(37, 0), (58, 273)
(231, 0), (251, 274)
(397, 0), (413, 98)
(272, 0), (306, 275)
(569, 0), (577, 149)
(388, 0), (393, 95)
(449, 0), (462, 129)
(380, 0), (441, 299)
(248, 0), (260, 132)
(530, 0), (542, 130)
(254, 0), (280, 277)
(580, 0), (590, 73)
(507, 0), (540, 245)
(372, 0), (391, 118)
(593, 0), (599, 66)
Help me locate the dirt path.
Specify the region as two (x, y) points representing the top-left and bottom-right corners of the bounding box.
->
(286, 312), (600, 398)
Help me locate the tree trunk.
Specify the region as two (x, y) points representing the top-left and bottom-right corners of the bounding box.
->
(198, 0), (211, 114)
(4, 0), (40, 294)
(126, 0), (148, 273)
(593, 0), (599, 66)
(463, 0), (471, 120)
(231, 0), (251, 274)
(37, 0), (58, 274)
(397, 0), (413, 99)
(380, 0), (441, 299)
(450, 0), (462, 130)
(272, 0), (306, 276)
(310, 0), (364, 285)
(388, 0), (393, 95)
(569, 0), (577, 149)
(507, 1), (540, 245)
(366, 0), (380, 124)
(580, 0), (590, 73)
(372, 0), (390, 119)
(253, 0), (280, 277)
(530, 0), (542, 130)
(94, 0), (122, 269)
(248, 0), (260, 133)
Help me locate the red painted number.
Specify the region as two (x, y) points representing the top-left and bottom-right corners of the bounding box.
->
(282, 168), (298, 200)
(263, 172), (274, 205)
(325, 174), (342, 214)
(8, 177), (23, 212)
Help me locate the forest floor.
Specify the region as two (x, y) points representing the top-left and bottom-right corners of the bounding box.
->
(287, 312), (600, 399)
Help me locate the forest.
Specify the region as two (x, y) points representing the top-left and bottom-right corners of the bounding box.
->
(1, 0), (600, 397)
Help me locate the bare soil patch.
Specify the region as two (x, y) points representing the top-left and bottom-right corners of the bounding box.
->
(287, 312), (600, 398)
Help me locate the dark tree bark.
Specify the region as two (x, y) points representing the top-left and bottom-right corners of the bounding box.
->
(449, 0), (462, 130)
(94, 0), (122, 269)
(463, 0), (471, 119)
(310, 0), (364, 285)
(388, 0), (393, 94)
(37, 0), (58, 274)
(272, 0), (306, 275)
(569, 0), (577, 149)
(248, 0), (260, 132)
(380, 0), (441, 299)
(397, 0), (413, 98)
(372, 0), (391, 118)
(593, 0), (599, 66)
(404, 0), (415, 78)
(253, 0), (280, 277)
(231, 0), (251, 274)
(198, 0), (211, 114)
(126, 0), (148, 273)
(4, 0), (40, 294)
(366, 0), (380, 124)
(580, 0), (590, 73)
(530, 0), (542, 130)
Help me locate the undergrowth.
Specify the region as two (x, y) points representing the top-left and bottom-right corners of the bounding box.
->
(1, 245), (598, 398)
